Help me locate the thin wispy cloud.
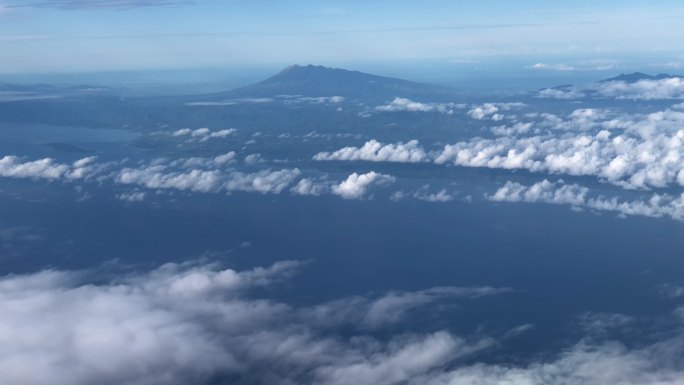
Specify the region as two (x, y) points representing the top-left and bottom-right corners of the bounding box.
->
(5, 0), (193, 10)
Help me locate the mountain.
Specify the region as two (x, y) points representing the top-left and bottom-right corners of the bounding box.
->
(0, 82), (121, 94)
(200, 64), (454, 100)
(600, 72), (682, 83)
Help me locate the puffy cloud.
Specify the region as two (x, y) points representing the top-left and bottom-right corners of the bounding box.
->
(488, 179), (684, 221)
(332, 172), (396, 199)
(314, 140), (428, 163)
(468, 103), (525, 121)
(529, 63), (575, 71)
(436, 108), (684, 190)
(117, 166), (222, 192)
(291, 178), (331, 196)
(171, 128), (236, 142)
(375, 98), (463, 114)
(244, 153), (265, 164)
(0, 155), (106, 181)
(488, 180), (588, 206)
(213, 151), (237, 165)
(116, 163), (302, 195)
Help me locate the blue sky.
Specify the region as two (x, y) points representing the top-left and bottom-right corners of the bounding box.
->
(1, 0), (684, 74)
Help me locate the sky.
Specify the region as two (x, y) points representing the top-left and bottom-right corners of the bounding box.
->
(1, 1), (684, 76)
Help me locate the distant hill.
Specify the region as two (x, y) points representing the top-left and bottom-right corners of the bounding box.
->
(600, 72), (682, 83)
(0, 82), (121, 93)
(198, 64), (455, 100)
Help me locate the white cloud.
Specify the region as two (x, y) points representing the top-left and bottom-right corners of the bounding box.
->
(1, 260), (684, 385)
(314, 140), (428, 163)
(529, 63), (576, 71)
(332, 172), (396, 199)
(539, 77), (684, 100)
(117, 166), (222, 192)
(171, 127), (236, 142)
(224, 168), (302, 194)
(0, 155), (105, 181)
(291, 178), (331, 196)
(488, 179), (684, 221)
(468, 103), (525, 121)
(116, 163), (301, 195)
(244, 153), (265, 164)
(213, 151), (237, 165)
(375, 98), (462, 114)
(596, 78), (684, 100)
(436, 108), (684, 190)
(537, 87), (585, 99)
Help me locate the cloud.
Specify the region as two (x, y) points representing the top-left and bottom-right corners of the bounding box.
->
(488, 179), (684, 221)
(7, 0), (191, 10)
(244, 153), (265, 164)
(539, 77), (684, 100)
(529, 63), (576, 71)
(596, 77), (684, 100)
(375, 98), (463, 114)
(314, 140), (429, 163)
(391, 186), (455, 203)
(306, 286), (509, 330)
(537, 87), (586, 99)
(171, 128), (236, 142)
(0, 259), (516, 385)
(0, 155), (106, 181)
(2, 259), (684, 385)
(117, 164), (302, 195)
(224, 168), (301, 194)
(116, 191), (145, 202)
(332, 172), (395, 199)
(436, 108), (684, 190)
(291, 177), (331, 196)
(467, 103), (525, 121)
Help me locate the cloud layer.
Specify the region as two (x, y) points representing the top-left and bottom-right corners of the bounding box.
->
(1, 260), (684, 385)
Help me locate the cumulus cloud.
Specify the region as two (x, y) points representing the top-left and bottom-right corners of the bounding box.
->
(375, 98), (463, 114)
(468, 103), (525, 121)
(314, 140), (428, 163)
(117, 164), (301, 195)
(488, 179), (684, 221)
(171, 128), (236, 142)
(0, 155), (108, 181)
(116, 191), (145, 203)
(332, 172), (396, 199)
(291, 177), (331, 196)
(436, 108), (684, 190)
